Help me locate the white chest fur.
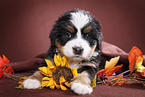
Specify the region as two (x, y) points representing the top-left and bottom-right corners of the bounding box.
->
(70, 62), (80, 69)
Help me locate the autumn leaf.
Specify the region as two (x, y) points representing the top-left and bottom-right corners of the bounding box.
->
(0, 55), (14, 78)
(128, 46), (145, 77)
(128, 46), (143, 73)
(0, 70), (3, 78)
(91, 73), (97, 88)
(0, 56), (5, 68)
(98, 56), (123, 77)
(2, 55), (9, 65)
(105, 56), (120, 69)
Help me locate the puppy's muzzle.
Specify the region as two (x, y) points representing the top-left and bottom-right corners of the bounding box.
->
(73, 46), (84, 55)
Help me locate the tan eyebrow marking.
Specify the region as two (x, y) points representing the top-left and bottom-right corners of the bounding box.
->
(84, 26), (92, 33)
(66, 25), (75, 33)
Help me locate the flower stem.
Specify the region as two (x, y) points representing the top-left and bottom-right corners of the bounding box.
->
(4, 73), (20, 81)
(97, 70), (130, 84)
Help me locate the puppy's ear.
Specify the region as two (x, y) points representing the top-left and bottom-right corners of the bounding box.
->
(49, 24), (59, 46)
(47, 24), (60, 58)
(96, 32), (103, 52)
(92, 18), (103, 52)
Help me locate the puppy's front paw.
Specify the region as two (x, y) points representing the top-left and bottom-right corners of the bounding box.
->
(22, 79), (41, 89)
(71, 82), (93, 95)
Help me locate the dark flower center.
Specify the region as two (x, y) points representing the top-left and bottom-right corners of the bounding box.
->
(52, 66), (73, 84)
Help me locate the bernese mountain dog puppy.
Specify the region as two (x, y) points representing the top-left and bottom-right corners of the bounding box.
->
(22, 9), (103, 95)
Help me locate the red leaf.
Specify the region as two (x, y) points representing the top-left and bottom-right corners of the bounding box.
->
(97, 69), (106, 75)
(7, 65), (14, 74)
(4, 69), (9, 74)
(128, 46), (143, 73)
(140, 72), (145, 77)
(0, 55), (14, 76)
(2, 55), (9, 64)
(0, 56), (4, 68)
(0, 70), (3, 78)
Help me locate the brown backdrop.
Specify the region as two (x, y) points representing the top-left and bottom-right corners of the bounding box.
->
(0, 0), (145, 62)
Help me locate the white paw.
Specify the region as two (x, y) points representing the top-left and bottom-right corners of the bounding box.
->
(71, 82), (93, 95)
(22, 79), (41, 89)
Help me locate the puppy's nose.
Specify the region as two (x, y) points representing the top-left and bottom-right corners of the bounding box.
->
(73, 46), (84, 55)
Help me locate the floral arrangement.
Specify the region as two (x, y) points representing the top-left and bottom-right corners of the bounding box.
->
(0, 55), (14, 78)
(38, 54), (78, 90)
(0, 46), (145, 90)
(96, 46), (145, 86)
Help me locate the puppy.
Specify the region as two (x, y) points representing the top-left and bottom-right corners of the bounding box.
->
(22, 9), (103, 95)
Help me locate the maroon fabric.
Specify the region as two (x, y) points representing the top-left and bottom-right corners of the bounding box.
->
(0, 73), (145, 97)
(1, 0), (145, 62)
(1, 0), (145, 96)
(1, 41), (145, 97)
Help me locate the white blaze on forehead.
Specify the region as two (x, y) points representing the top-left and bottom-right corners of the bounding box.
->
(70, 11), (91, 29)
(61, 11), (94, 61)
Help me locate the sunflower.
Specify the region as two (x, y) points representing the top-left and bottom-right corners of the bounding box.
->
(39, 54), (78, 90)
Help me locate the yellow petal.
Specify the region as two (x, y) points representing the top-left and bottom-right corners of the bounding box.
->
(54, 54), (62, 67)
(136, 56), (145, 72)
(39, 66), (52, 77)
(45, 78), (57, 89)
(140, 67), (145, 72)
(64, 82), (70, 87)
(45, 59), (55, 69)
(61, 56), (67, 66)
(105, 56), (120, 70)
(60, 76), (66, 84)
(60, 85), (68, 90)
(50, 85), (55, 89)
(55, 84), (60, 89)
(137, 65), (145, 72)
(47, 78), (55, 86)
(48, 69), (53, 77)
(16, 84), (24, 89)
(91, 73), (97, 88)
(136, 56), (143, 68)
(39, 67), (48, 75)
(72, 68), (78, 78)
(65, 62), (70, 68)
(42, 77), (50, 80)
(41, 77), (50, 87)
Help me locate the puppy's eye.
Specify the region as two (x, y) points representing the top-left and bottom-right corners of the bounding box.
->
(66, 33), (71, 38)
(93, 40), (97, 44)
(85, 34), (91, 40)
